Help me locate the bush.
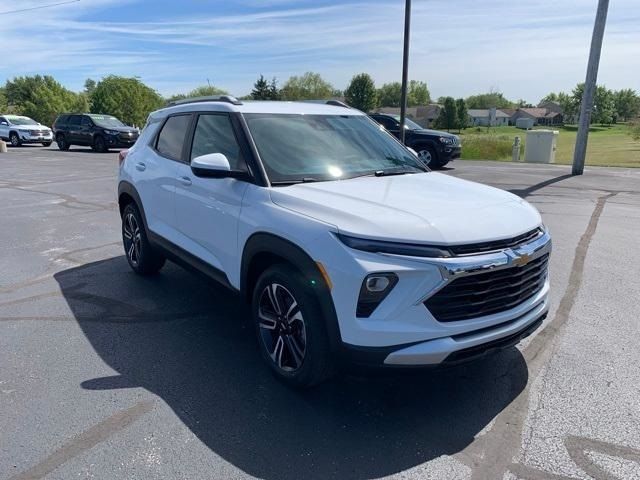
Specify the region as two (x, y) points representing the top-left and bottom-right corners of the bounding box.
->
(629, 121), (640, 141)
(460, 134), (520, 160)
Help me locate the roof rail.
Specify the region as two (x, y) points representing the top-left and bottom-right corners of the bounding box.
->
(325, 100), (351, 108)
(167, 95), (243, 107)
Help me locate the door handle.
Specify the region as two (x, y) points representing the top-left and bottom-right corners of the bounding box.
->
(135, 162), (146, 171)
(178, 176), (192, 186)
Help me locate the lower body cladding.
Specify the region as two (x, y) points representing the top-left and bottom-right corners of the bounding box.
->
(105, 135), (137, 149)
(318, 230), (552, 368)
(440, 145), (461, 162)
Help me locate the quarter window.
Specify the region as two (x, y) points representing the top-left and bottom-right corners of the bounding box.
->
(156, 114), (191, 160)
(190, 114), (246, 170)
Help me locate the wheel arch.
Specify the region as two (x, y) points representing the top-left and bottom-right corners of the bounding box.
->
(241, 232), (342, 352)
(118, 181), (149, 232)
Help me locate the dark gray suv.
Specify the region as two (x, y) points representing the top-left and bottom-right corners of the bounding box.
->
(52, 113), (139, 152)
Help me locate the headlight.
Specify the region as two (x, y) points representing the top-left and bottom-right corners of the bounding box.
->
(439, 136), (454, 145)
(336, 233), (452, 258)
(104, 129), (119, 135)
(357, 273), (399, 317)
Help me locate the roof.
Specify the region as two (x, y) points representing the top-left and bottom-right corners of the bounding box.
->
(467, 109), (510, 118)
(152, 100), (360, 120)
(517, 108), (548, 118)
(499, 108), (517, 117)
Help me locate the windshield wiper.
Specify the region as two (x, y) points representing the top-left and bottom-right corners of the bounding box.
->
(374, 167), (422, 177)
(270, 177), (322, 186)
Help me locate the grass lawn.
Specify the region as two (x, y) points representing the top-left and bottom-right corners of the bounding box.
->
(456, 124), (640, 168)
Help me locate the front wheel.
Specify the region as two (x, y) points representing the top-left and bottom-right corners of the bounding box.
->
(122, 203), (165, 275)
(9, 133), (21, 147)
(252, 264), (334, 388)
(416, 146), (439, 168)
(93, 135), (108, 153)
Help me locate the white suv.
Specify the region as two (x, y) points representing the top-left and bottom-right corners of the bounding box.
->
(0, 115), (53, 147)
(118, 96), (551, 387)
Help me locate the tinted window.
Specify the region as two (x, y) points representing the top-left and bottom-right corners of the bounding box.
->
(0, 117), (6, 124)
(55, 115), (68, 126)
(190, 114), (246, 170)
(69, 115), (82, 126)
(156, 114), (191, 160)
(375, 116), (398, 130)
(81, 116), (93, 126)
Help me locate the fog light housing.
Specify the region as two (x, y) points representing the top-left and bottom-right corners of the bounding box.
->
(356, 273), (398, 317)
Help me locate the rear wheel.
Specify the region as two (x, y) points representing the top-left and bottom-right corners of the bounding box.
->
(252, 264), (333, 388)
(9, 132), (21, 147)
(56, 134), (70, 151)
(122, 203), (165, 275)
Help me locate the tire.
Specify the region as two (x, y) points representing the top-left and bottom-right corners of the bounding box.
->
(56, 134), (70, 151)
(122, 203), (165, 275)
(42, 142), (52, 147)
(252, 264), (334, 388)
(93, 135), (108, 153)
(416, 145), (442, 169)
(9, 132), (21, 147)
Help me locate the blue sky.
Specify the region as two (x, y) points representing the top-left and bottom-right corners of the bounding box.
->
(1, 0), (638, 102)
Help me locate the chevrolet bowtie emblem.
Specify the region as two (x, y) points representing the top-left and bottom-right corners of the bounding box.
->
(511, 252), (532, 267)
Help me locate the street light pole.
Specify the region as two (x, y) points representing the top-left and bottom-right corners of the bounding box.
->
(399, 0), (411, 144)
(572, 0), (609, 175)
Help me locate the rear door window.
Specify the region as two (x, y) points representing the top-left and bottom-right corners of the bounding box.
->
(155, 114), (191, 161)
(68, 115), (82, 126)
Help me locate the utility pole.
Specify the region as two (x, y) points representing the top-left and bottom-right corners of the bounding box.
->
(572, 0), (609, 175)
(399, 0), (411, 144)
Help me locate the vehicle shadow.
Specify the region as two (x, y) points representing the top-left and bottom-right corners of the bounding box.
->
(54, 256), (529, 480)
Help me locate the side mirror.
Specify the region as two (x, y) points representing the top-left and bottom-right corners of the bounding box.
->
(191, 153), (249, 181)
(191, 153), (231, 177)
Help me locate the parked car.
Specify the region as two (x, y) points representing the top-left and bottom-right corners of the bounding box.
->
(0, 115), (53, 147)
(118, 96), (551, 387)
(369, 113), (461, 168)
(52, 113), (139, 152)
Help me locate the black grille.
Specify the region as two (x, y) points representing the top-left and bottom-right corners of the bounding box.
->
(449, 228), (542, 256)
(424, 253), (549, 322)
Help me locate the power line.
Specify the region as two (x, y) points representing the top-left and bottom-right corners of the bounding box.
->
(0, 0), (80, 16)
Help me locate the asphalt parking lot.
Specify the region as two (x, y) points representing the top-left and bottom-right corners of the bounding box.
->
(1, 145), (639, 480)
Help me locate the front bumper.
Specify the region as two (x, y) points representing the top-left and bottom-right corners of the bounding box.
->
(105, 135), (138, 148)
(19, 132), (52, 143)
(439, 145), (461, 161)
(314, 228), (552, 368)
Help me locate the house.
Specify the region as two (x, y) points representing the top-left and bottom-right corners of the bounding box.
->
(511, 107), (563, 126)
(374, 104), (442, 128)
(467, 108), (510, 126)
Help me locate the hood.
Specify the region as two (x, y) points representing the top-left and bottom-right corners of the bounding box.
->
(270, 173), (541, 245)
(413, 128), (456, 137)
(98, 126), (138, 134)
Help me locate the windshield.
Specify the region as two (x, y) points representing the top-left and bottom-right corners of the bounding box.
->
(244, 114), (427, 184)
(389, 115), (422, 130)
(88, 115), (126, 128)
(9, 117), (38, 126)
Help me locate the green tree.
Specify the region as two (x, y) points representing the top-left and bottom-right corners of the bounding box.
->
(572, 83), (615, 125)
(344, 73), (377, 112)
(91, 76), (164, 126)
(251, 75), (270, 100)
(455, 98), (468, 130)
(0, 87), (7, 112)
(377, 82), (402, 107)
(166, 84), (228, 103)
(465, 91), (514, 109)
(614, 89), (640, 122)
(435, 97), (458, 131)
(408, 80), (430, 106)
(251, 75), (280, 100)
(5, 75), (88, 125)
(280, 72), (333, 100)
(84, 78), (97, 96)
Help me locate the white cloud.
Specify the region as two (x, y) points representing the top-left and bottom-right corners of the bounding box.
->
(1, 0), (638, 102)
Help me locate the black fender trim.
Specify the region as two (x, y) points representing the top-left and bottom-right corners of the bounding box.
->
(117, 181), (149, 231)
(241, 233), (342, 353)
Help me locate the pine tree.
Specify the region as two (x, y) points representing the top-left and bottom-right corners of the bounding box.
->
(251, 75), (271, 100)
